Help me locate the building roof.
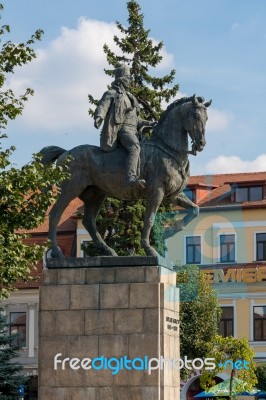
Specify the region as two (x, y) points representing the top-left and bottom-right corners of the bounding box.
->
(16, 198), (83, 290)
(187, 171), (266, 209)
(27, 198), (83, 234)
(188, 171), (266, 187)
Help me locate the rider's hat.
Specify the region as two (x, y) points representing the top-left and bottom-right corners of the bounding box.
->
(114, 63), (131, 80)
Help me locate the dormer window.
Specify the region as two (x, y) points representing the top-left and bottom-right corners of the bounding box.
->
(183, 187), (195, 202)
(183, 182), (217, 204)
(235, 186), (263, 202)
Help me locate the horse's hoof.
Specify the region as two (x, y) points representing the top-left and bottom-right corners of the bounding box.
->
(145, 247), (158, 257)
(103, 247), (118, 256)
(108, 250), (118, 256)
(51, 248), (65, 259)
(175, 221), (184, 232)
(45, 247), (64, 260)
(52, 253), (65, 259)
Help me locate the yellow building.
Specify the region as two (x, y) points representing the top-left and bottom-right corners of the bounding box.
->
(166, 172), (266, 399)
(74, 172), (266, 397)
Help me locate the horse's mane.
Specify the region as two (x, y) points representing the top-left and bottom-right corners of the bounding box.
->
(153, 97), (191, 135)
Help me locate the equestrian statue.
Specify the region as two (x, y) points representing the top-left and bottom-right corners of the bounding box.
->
(40, 63), (212, 258)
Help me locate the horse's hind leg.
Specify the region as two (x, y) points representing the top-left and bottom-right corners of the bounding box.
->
(49, 200), (66, 258)
(49, 179), (85, 258)
(81, 190), (118, 256)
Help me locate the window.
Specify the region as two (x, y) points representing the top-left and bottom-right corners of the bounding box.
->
(10, 312), (26, 347)
(235, 186), (263, 202)
(254, 306), (266, 341)
(220, 234), (235, 262)
(219, 307), (234, 337)
(183, 188), (195, 202)
(186, 236), (201, 264)
(256, 233), (266, 261)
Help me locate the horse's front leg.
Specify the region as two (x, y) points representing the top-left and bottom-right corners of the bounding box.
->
(177, 192), (199, 227)
(164, 192), (199, 239)
(141, 188), (165, 257)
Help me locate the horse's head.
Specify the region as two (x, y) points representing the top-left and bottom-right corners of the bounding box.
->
(180, 94), (212, 154)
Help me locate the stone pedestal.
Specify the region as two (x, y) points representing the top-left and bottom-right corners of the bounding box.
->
(39, 257), (180, 400)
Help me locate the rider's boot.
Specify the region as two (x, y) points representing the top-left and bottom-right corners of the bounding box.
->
(126, 151), (146, 189)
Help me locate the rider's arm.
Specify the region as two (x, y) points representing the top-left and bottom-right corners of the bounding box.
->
(94, 90), (114, 129)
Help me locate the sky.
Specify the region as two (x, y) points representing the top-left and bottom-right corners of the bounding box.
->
(2, 0), (266, 175)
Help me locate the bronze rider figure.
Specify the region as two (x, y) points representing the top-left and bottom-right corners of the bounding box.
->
(94, 63), (154, 189)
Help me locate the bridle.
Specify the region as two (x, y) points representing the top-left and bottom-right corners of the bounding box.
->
(143, 95), (211, 158)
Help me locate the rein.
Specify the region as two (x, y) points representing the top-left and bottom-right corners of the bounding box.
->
(142, 136), (191, 179)
(150, 101), (198, 158)
(145, 131), (196, 157)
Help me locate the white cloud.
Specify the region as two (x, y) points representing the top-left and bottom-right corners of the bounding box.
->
(205, 154), (266, 174)
(175, 91), (188, 99)
(151, 39), (175, 70)
(6, 17), (175, 132)
(158, 91), (188, 111)
(207, 108), (233, 131)
(7, 18), (119, 131)
(159, 49), (174, 69)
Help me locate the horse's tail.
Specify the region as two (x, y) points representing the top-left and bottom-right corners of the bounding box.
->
(39, 146), (67, 165)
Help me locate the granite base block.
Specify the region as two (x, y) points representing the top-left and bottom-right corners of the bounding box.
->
(39, 260), (180, 400)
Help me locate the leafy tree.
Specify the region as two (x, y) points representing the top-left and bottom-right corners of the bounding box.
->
(176, 264), (222, 381)
(200, 336), (257, 399)
(87, 0), (180, 255)
(0, 3), (68, 297)
(0, 311), (25, 399)
(256, 364), (266, 390)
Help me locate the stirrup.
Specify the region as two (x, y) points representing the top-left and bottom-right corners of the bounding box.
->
(128, 177), (146, 189)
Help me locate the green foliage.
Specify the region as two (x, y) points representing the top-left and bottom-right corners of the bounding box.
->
(152, 207), (177, 256)
(83, 198), (146, 256)
(87, 0), (179, 255)
(200, 336), (257, 396)
(0, 154), (68, 297)
(82, 199), (174, 257)
(256, 364), (266, 390)
(0, 311), (26, 399)
(176, 264), (222, 380)
(0, 4), (68, 297)
(89, 0), (179, 120)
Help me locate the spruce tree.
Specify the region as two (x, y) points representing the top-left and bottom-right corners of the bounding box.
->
(0, 311), (25, 399)
(87, 0), (179, 256)
(89, 0), (179, 120)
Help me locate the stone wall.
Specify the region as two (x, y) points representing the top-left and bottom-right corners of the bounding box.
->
(39, 260), (180, 400)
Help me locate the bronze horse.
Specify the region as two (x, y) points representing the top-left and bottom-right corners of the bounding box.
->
(40, 95), (211, 258)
